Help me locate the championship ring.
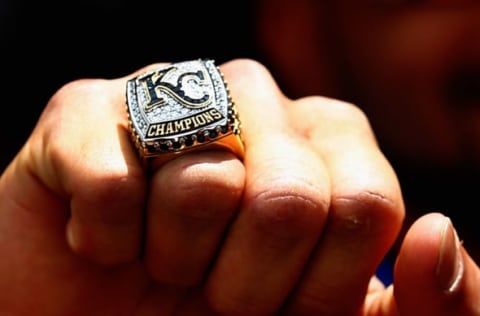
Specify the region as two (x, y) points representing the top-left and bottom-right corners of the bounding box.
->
(126, 59), (244, 163)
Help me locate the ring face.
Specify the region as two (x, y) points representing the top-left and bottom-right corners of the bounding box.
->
(126, 59), (243, 159)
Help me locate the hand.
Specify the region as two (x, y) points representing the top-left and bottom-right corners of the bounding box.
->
(391, 212), (480, 316)
(0, 59), (478, 315)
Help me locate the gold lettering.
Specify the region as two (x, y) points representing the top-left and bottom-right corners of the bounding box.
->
(191, 116), (200, 127)
(147, 123), (166, 137)
(209, 108), (223, 120)
(174, 120), (185, 132)
(147, 125), (156, 137)
(157, 124), (166, 136)
(146, 108), (225, 139)
(184, 118), (192, 130)
(201, 111), (213, 123)
(156, 124), (164, 136)
(195, 114), (206, 125)
(165, 122), (174, 135)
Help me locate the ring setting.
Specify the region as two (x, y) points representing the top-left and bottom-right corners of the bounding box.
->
(126, 59), (244, 162)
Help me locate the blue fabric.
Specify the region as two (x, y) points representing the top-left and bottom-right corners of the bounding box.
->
(376, 256), (394, 286)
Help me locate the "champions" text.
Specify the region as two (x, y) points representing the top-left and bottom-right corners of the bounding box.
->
(146, 108), (224, 138)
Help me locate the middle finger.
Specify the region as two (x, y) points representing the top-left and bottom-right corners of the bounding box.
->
(204, 59), (331, 315)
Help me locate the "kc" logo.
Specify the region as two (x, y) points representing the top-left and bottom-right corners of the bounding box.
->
(139, 66), (212, 112)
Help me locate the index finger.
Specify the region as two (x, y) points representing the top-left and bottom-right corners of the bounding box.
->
(23, 75), (148, 265)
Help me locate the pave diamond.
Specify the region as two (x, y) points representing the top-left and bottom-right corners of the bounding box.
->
(126, 59), (240, 157)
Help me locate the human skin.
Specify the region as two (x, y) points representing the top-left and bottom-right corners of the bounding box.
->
(0, 59), (478, 315)
(256, 0), (480, 269)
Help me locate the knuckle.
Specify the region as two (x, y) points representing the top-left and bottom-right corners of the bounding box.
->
(174, 179), (243, 221)
(247, 179), (328, 236)
(329, 189), (404, 237)
(303, 96), (373, 128)
(225, 58), (271, 75)
(159, 158), (244, 221)
(293, 96), (377, 142)
(73, 170), (145, 224)
(222, 58), (278, 87)
(323, 97), (370, 122)
(49, 78), (108, 108)
(39, 79), (111, 146)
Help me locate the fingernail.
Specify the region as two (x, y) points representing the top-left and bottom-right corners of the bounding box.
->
(67, 224), (79, 252)
(436, 216), (464, 294)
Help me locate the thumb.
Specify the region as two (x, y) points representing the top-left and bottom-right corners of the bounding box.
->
(394, 212), (480, 316)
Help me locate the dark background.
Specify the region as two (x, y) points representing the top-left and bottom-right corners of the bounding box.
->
(0, 0), (399, 284)
(2, 0), (478, 272)
(1, 0), (260, 171)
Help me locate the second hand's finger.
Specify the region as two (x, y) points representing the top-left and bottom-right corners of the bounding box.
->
(393, 213), (480, 316)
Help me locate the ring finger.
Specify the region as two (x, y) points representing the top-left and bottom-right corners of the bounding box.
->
(140, 60), (246, 287)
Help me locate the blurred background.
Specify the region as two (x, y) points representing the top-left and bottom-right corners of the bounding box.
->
(1, 0), (259, 170)
(1, 0), (400, 285)
(2, 0), (479, 284)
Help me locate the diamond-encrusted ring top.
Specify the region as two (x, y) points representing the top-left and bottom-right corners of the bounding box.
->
(126, 59), (244, 162)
